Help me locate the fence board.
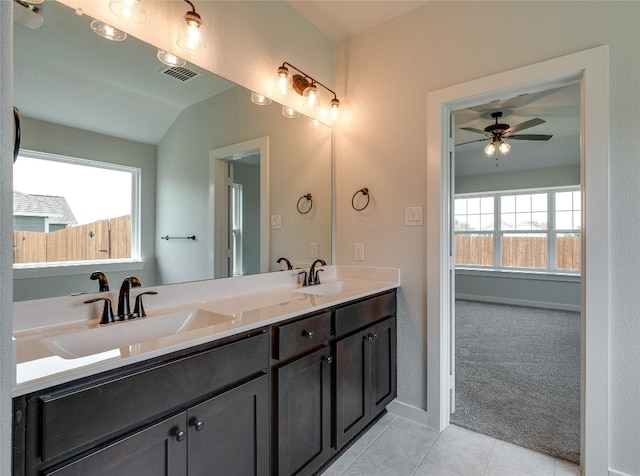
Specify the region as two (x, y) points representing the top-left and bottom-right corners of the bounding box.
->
(13, 215), (130, 264)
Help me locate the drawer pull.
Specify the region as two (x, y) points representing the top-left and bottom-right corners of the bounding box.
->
(171, 426), (186, 442)
(189, 417), (205, 432)
(302, 330), (315, 339)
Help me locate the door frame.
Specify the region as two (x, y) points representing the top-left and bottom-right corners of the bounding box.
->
(209, 137), (270, 278)
(426, 46), (609, 474)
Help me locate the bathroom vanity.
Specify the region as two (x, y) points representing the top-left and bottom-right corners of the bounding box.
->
(11, 266), (399, 476)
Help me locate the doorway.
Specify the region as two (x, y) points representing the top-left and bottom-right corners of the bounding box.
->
(426, 46), (610, 474)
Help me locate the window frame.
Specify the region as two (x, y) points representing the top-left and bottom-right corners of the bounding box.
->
(13, 149), (142, 278)
(454, 186), (581, 275)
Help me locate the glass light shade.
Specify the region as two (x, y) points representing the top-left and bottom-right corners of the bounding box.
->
(304, 85), (318, 109)
(498, 140), (511, 155)
(177, 12), (205, 53)
(109, 0), (146, 23)
(282, 106), (299, 119)
(277, 66), (290, 96)
(329, 98), (340, 122)
(157, 49), (186, 67)
(90, 20), (127, 41)
(251, 91), (272, 106)
(484, 141), (497, 157)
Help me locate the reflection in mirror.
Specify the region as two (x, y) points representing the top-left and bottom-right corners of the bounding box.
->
(13, 1), (332, 301)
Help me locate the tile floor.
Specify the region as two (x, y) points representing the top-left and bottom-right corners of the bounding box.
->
(322, 413), (580, 476)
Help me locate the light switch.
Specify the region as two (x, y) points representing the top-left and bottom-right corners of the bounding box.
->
(271, 215), (282, 229)
(309, 242), (319, 259)
(405, 207), (423, 226)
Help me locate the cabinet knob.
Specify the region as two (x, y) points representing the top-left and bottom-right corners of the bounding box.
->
(171, 426), (186, 442)
(189, 416), (205, 432)
(322, 355), (333, 364)
(302, 330), (315, 339)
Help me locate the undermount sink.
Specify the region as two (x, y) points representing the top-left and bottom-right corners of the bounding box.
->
(42, 309), (236, 359)
(293, 281), (345, 297)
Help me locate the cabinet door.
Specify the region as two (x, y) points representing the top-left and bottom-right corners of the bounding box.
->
(370, 317), (397, 417)
(187, 375), (269, 476)
(335, 330), (370, 450)
(43, 413), (187, 476)
(276, 346), (332, 476)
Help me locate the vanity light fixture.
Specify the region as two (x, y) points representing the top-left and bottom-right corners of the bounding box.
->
(109, 0), (146, 23)
(276, 62), (340, 121)
(90, 19), (127, 41)
(157, 49), (186, 68)
(250, 91), (272, 106)
(177, 0), (205, 53)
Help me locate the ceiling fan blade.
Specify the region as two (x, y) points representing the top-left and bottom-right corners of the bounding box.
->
(504, 117), (545, 134)
(455, 138), (490, 147)
(508, 134), (553, 141)
(460, 127), (489, 136)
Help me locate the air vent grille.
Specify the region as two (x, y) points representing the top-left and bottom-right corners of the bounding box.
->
(160, 66), (200, 82)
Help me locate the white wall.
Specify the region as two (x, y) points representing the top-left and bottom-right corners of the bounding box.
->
(334, 2), (640, 474)
(156, 86), (332, 284)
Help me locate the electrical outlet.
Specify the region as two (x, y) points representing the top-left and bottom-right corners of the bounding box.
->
(271, 215), (282, 229)
(354, 243), (364, 261)
(309, 242), (319, 259)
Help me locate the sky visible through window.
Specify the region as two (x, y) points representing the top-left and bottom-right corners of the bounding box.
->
(14, 156), (132, 225)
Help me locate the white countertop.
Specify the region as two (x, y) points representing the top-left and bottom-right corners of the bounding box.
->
(12, 266), (400, 397)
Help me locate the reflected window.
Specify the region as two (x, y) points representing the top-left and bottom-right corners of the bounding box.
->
(13, 151), (139, 266)
(231, 183), (243, 276)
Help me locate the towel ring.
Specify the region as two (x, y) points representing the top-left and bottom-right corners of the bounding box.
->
(351, 188), (370, 211)
(297, 193), (313, 214)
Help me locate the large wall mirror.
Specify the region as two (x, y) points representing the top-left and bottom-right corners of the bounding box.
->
(13, 0), (332, 301)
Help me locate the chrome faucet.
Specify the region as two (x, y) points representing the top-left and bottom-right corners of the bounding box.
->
(90, 271), (110, 292)
(308, 259), (326, 286)
(117, 276), (141, 319)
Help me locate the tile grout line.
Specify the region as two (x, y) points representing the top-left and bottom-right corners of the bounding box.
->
(409, 429), (443, 476)
(480, 438), (498, 476)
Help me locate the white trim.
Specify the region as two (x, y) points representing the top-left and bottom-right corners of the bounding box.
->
(427, 46), (609, 475)
(13, 260), (145, 280)
(456, 268), (581, 282)
(386, 399), (429, 427)
(209, 137), (270, 277)
(455, 294), (581, 312)
(608, 470), (634, 476)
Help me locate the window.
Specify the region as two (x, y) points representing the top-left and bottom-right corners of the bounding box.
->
(13, 151), (140, 267)
(455, 187), (581, 273)
(231, 183), (243, 276)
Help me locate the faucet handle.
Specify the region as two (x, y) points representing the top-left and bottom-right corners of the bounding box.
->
(314, 268), (324, 285)
(132, 291), (158, 318)
(84, 297), (115, 325)
(298, 270), (308, 287)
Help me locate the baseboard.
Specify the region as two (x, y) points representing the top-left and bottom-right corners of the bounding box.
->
(609, 470), (634, 476)
(386, 399), (431, 427)
(455, 293), (581, 312)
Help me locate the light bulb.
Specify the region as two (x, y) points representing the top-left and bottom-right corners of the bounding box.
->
(282, 106), (299, 119)
(109, 0), (146, 23)
(277, 66), (290, 96)
(177, 11), (205, 53)
(484, 141), (497, 157)
(329, 98), (340, 122)
(90, 20), (127, 41)
(498, 140), (511, 155)
(251, 91), (272, 106)
(305, 85), (318, 109)
(157, 49), (186, 67)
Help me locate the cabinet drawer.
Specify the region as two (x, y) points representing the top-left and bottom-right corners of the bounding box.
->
(334, 291), (396, 338)
(274, 311), (332, 361)
(38, 331), (269, 463)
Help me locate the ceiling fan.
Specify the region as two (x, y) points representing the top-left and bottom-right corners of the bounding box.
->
(457, 111), (553, 156)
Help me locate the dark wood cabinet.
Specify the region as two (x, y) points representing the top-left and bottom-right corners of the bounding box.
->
(335, 317), (397, 450)
(275, 347), (332, 476)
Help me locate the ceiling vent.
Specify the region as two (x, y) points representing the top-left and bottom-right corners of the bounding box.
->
(160, 66), (200, 83)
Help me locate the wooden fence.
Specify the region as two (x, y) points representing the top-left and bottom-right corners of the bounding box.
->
(455, 234), (581, 270)
(13, 215), (131, 264)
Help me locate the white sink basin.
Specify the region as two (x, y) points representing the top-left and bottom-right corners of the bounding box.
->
(42, 309), (236, 359)
(293, 281), (345, 297)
